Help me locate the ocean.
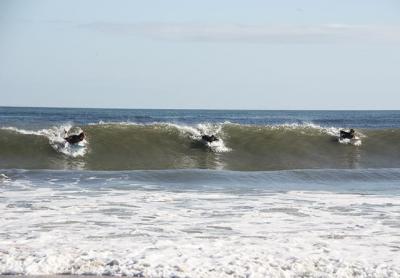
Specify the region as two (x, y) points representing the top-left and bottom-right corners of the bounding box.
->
(1, 107), (400, 277)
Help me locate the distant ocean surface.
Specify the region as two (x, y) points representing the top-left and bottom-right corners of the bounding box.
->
(1, 107), (400, 277)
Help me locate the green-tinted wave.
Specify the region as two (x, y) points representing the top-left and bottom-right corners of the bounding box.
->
(1, 123), (400, 170)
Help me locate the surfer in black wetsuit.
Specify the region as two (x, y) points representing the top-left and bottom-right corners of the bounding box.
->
(340, 129), (355, 139)
(64, 131), (85, 144)
(201, 134), (219, 143)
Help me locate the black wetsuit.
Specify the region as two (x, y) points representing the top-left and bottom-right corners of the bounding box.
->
(201, 135), (219, 143)
(65, 132), (85, 144)
(340, 130), (355, 139)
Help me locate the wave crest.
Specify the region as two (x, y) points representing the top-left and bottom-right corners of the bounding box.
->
(1, 122), (399, 171)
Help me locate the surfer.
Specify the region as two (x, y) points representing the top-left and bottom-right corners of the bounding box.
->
(201, 134), (219, 143)
(340, 129), (355, 140)
(64, 130), (85, 144)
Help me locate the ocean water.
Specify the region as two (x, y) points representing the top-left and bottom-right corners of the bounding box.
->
(1, 107), (400, 277)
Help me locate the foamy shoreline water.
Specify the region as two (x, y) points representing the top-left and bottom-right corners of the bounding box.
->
(1, 169), (400, 277)
(0, 274), (106, 278)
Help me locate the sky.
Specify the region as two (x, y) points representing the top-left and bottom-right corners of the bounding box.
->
(0, 0), (399, 109)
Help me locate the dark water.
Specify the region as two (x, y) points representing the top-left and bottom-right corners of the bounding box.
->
(2, 107), (400, 128)
(4, 168), (400, 194)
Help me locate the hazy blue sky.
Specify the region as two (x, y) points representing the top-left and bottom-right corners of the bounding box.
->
(1, 0), (399, 109)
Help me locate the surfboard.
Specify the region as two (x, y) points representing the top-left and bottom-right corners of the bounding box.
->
(51, 138), (88, 157)
(338, 136), (362, 146)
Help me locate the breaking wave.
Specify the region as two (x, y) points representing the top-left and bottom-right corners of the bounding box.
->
(1, 122), (399, 170)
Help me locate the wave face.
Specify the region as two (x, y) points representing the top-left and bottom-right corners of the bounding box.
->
(1, 123), (400, 170)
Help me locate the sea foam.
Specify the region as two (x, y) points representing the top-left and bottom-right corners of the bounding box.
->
(1, 171), (400, 277)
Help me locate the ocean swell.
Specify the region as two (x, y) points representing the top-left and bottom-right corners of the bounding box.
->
(1, 122), (399, 171)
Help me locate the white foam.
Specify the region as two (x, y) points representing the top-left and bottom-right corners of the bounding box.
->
(89, 120), (141, 126)
(338, 137), (363, 146)
(1, 179), (400, 277)
(0, 174), (11, 185)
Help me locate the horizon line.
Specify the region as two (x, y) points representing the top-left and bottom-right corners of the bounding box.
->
(1, 105), (399, 111)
